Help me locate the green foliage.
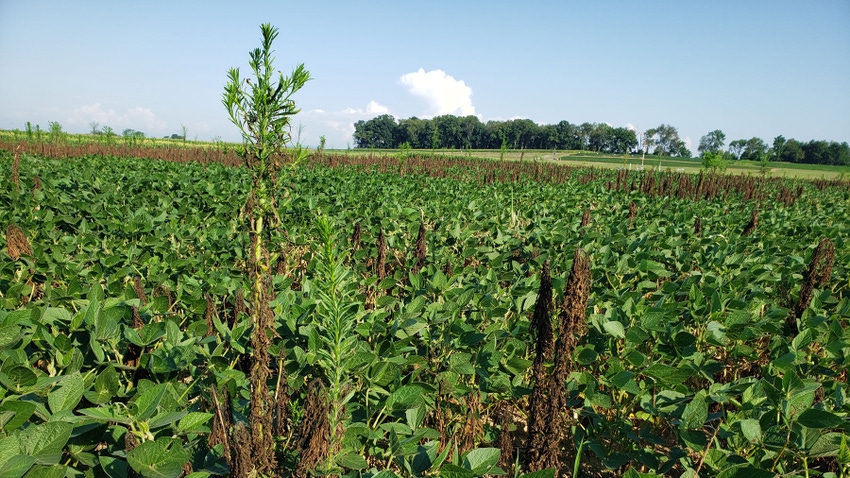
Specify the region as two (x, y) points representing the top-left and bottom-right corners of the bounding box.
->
(47, 121), (63, 143)
(698, 129), (726, 155)
(354, 115), (638, 153)
(702, 150), (728, 172)
(0, 149), (848, 476)
(222, 22), (311, 174)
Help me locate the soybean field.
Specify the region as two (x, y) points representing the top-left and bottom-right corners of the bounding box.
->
(1, 148), (849, 477)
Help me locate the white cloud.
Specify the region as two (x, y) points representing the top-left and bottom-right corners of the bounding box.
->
(625, 123), (637, 131)
(298, 100), (391, 148)
(399, 68), (476, 117)
(67, 102), (166, 133)
(366, 100), (389, 115)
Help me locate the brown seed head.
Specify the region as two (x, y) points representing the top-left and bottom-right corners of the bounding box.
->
(6, 224), (32, 260)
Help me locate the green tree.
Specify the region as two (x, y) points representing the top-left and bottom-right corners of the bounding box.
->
(397, 116), (427, 149)
(607, 126), (637, 154)
(484, 120), (509, 149)
(772, 135), (786, 161)
(588, 123), (612, 152)
(458, 114), (485, 149)
(554, 120), (580, 150)
(740, 137), (767, 162)
(433, 114), (461, 148)
(578, 122), (594, 150)
(701, 150), (728, 172)
(430, 119), (440, 150)
(507, 118), (539, 149)
(353, 114), (397, 148)
(779, 138), (805, 163)
(827, 141), (850, 166)
(728, 139), (746, 160)
(645, 124), (688, 157)
(698, 129), (726, 156)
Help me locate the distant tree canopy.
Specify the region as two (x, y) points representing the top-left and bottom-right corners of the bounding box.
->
(353, 115), (850, 166)
(353, 114), (642, 155)
(702, 130), (850, 166)
(122, 129), (145, 139)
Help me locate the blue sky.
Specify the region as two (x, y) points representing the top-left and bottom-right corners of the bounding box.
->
(1, 1), (848, 152)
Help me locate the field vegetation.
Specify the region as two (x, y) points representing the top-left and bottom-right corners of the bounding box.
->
(1, 24), (849, 478)
(1, 140), (849, 477)
(1, 130), (848, 182)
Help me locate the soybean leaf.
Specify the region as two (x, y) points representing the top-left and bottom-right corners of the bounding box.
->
(797, 409), (845, 429)
(603, 321), (625, 339)
(389, 385), (426, 411)
(176, 412), (213, 434)
(147, 411), (188, 430)
(126, 438), (189, 478)
(518, 470), (556, 478)
(21, 464), (67, 478)
(461, 447), (501, 474)
(94, 305), (122, 341)
(1, 366), (38, 391)
(0, 434), (22, 467)
(0, 325), (22, 349)
(20, 421), (73, 465)
(704, 321), (727, 346)
(439, 463), (476, 478)
(716, 464), (776, 478)
(335, 452), (368, 470)
(98, 456), (129, 478)
(739, 418), (762, 443)
(48, 372), (84, 414)
(839, 434), (850, 465)
(85, 366), (120, 405)
(0, 401), (36, 432)
(644, 363), (694, 388)
(79, 405), (132, 425)
(0, 455), (35, 478)
(680, 391), (708, 430)
(807, 432), (845, 457)
(371, 471), (403, 478)
(133, 383), (168, 421)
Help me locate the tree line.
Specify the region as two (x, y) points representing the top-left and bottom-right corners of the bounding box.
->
(354, 114), (850, 166)
(698, 130), (850, 166)
(353, 115), (690, 157)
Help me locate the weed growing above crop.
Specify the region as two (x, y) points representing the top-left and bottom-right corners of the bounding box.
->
(0, 145), (848, 477)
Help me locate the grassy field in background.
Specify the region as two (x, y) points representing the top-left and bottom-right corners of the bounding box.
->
(2, 129), (847, 179)
(348, 148), (850, 180)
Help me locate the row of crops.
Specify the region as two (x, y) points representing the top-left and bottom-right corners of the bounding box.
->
(1, 149), (849, 477)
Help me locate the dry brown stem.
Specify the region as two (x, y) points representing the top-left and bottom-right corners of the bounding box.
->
(376, 230), (387, 280)
(295, 379), (331, 478)
(528, 249), (592, 473)
(789, 237), (836, 335)
(413, 221), (428, 273)
(6, 224), (32, 260)
(742, 208), (759, 236)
